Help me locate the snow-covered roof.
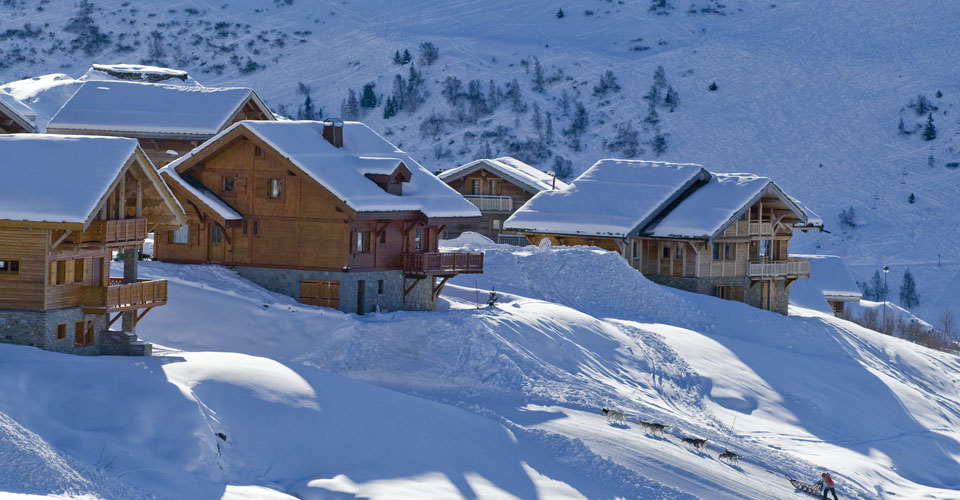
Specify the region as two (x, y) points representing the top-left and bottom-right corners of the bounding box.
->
(0, 134), (139, 225)
(164, 120), (481, 219)
(46, 81), (273, 139)
(160, 168), (243, 221)
(504, 160), (709, 238)
(1, 74), (83, 133)
(84, 64), (193, 84)
(644, 173), (808, 239)
(438, 156), (568, 194)
(789, 255), (863, 312)
(0, 89), (36, 130)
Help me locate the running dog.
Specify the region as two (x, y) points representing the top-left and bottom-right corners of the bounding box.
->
(637, 418), (670, 435)
(718, 449), (740, 464)
(681, 437), (708, 450)
(601, 408), (627, 425)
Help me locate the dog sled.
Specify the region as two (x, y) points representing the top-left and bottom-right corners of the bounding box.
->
(789, 478), (823, 497)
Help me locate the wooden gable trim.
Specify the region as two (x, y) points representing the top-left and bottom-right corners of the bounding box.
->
(221, 90), (276, 129)
(161, 173), (229, 227)
(172, 123), (358, 220)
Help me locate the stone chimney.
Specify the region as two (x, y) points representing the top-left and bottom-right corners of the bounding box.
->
(322, 118), (344, 148)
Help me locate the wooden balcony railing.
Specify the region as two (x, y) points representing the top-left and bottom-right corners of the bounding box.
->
(723, 221), (774, 238)
(749, 258), (810, 278)
(68, 218), (148, 245)
(496, 233), (529, 246)
(403, 252), (484, 275)
(82, 279), (168, 313)
(464, 195), (513, 212)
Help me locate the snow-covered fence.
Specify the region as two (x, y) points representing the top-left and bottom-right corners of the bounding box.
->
(464, 195), (512, 212)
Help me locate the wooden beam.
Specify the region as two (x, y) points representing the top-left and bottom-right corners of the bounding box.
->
(403, 277), (423, 298)
(135, 307), (154, 325)
(432, 276), (450, 301)
(50, 230), (72, 251)
(107, 313), (123, 328)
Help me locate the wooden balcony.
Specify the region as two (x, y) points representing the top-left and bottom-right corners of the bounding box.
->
(749, 258), (810, 278)
(464, 195), (512, 213)
(403, 252), (484, 276)
(82, 278), (168, 314)
(68, 218), (148, 245)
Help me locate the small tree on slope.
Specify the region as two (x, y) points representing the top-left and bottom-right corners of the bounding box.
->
(900, 269), (920, 309)
(922, 113), (937, 141)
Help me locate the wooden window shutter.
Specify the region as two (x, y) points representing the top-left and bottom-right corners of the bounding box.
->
(64, 260), (75, 284)
(49, 261), (56, 285)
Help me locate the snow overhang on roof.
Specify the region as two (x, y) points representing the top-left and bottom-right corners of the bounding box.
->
(158, 166), (243, 221)
(504, 159), (709, 238)
(46, 81), (274, 139)
(166, 120), (481, 220)
(438, 156), (568, 194)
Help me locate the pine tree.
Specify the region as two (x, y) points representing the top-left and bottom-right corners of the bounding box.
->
(928, 154), (935, 168)
(340, 89), (360, 120)
(900, 269), (920, 309)
(936, 90), (943, 98)
(908, 193), (916, 204)
(664, 85), (679, 112)
(867, 270), (886, 302)
(487, 287), (499, 307)
(545, 112), (554, 144)
(532, 59), (545, 93)
(531, 102), (543, 138)
(487, 80), (501, 109)
(643, 84), (661, 106)
(649, 130), (668, 156)
(708, 81), (718, 91)
(644, 103), (660, 128)
(401, 49), (412, 64)
(391, 74), (406, 112)
(922, 113), (936, 141)
(556, 8), (565, 18)
(382, 96), (398, 119)
(359, 82), (377, 110)
(418, 42), (439, 65)
(897, 116), (908, 135)
(392, 50), (403, 65)
(299, 94), (318, 120)
(653, 65), (667, 89)
(558, 89), (571, 116)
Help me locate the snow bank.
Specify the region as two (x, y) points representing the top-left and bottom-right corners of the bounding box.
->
(789, 255), (862, 313)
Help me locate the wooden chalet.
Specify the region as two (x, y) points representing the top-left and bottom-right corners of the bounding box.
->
(0, 89), (35, 133)
(437, 157), (567, 244)
(153, 119), (484, 314)
(46, 80), (274, 167)
(504, 160), (823, 315)
(0, 135), (186, 355)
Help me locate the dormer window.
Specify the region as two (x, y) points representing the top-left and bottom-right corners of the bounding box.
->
(223, 176), (234, 193)
(255, 145), (263, 156)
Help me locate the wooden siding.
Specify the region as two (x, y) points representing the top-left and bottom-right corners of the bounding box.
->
(443, 167), (538, 239)
(0, 228), (48, 310)
(155, 132), (448, 273)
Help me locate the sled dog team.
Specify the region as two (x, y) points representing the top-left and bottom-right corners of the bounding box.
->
(600, 408), (841, 498)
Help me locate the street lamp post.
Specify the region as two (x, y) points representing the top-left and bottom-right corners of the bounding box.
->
(882, 265), (890, 332)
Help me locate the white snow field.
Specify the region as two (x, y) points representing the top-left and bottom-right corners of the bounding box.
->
(0, 240), (947, 498)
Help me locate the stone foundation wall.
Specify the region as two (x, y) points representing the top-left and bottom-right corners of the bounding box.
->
(648, 275), (791, 315)
(0, 307), (107, 355)
(234, 267), (436, 314)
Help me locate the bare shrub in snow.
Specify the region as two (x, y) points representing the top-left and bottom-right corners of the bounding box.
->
(418, 42), (439, 66)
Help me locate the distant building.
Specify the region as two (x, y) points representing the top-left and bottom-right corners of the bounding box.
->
(0, 89), (35, 133)
(788, 255), (862, 317)
(504, 159), (823, 315)
(437, 157), (567, 244)
(153, 119), (483, 314)
(46, 80), (274, 166)
(0, 135), (186, 355)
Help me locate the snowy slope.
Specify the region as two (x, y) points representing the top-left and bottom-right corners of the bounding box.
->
(109, 241), (960, 499)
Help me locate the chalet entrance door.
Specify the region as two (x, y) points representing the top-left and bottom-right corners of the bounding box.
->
(356, 280), (365, 315)
(208, 223), (224, 262)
